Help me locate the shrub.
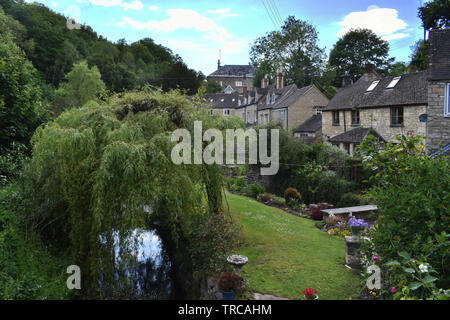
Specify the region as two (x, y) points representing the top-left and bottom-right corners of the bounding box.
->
(271, 197), (286, 206)
(315, 221), (326, 230)
(249, 183), (265, 199)
(238, 165), (247, 175)
(287, 199), (300, 210)
(337, 193), (361, 208)
(310, 207), (323, 220)
(284, 187), (301, 202)
(261, 193), (273, 203)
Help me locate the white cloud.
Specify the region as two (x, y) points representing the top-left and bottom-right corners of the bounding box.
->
(337, 6), (408, 40)
(88, 0), (143, 11)
(207, 8), (238, 19)
(115, 9), (232, 42)
(51, 1), (59, 6)
(207, 8), (230, 14)
(149, 6), (159, 11)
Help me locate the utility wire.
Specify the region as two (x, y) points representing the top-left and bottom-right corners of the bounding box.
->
(265, 0), (283, 28)
(269, 0), (284, 26)
(260, 0), (280, 30)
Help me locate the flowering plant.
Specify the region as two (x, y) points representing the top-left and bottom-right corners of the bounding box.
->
(302, 288), (319, 300)
(348, 218), (368, 235)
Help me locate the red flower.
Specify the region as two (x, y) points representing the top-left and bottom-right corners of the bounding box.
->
(302, 288), (319, 297)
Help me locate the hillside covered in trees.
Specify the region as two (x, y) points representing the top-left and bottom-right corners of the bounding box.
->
(0, 0), (204, 95)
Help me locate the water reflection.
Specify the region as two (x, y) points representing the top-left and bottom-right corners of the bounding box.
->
(100, 229), (180, 299)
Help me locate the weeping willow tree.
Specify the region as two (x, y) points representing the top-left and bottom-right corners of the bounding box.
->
(21, 88), (241, 298)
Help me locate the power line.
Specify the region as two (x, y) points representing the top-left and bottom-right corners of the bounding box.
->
(265, 0), (283, 28)
(260, 0), (280, 30)
(269, 0), (284, 26)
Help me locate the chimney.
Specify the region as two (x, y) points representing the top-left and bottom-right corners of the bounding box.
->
(261, 74), (269, 89)
(341, 74), (353, 88)
(364, 63), (375, 81)
(243, 86), (248, 95)
(217, 59), (221, 70)
(276, 66), (284, 89)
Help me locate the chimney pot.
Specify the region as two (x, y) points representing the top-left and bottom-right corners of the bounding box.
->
(341, 74), (353, 88)
(277, 66), (284, 89)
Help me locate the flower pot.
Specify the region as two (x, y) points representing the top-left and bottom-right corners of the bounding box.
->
(221, 290), (235, 300)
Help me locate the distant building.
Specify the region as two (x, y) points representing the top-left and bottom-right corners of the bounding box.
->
(293, 113), (323, 144)
(207, 62), (255, 94)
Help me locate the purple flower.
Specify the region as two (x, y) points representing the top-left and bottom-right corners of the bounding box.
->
(373, 255), (379, 261)
(348, 218), (369, 228)
(391, 287), (397, 293)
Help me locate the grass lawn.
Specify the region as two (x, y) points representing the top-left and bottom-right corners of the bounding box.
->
(226, 192), (361, 300)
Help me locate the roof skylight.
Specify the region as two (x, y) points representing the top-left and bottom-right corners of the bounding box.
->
(386, 76), (401, 89)
(366, 80), (380, 92)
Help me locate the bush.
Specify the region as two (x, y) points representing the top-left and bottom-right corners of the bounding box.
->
(315, 221), (326, 230)
(218, 272), (243, 293)
(249, 183), (265, 199)
(284, 187), (301, 203)
(287, 199), (300, 210)
(337, 193), (361, 208)
(271, 197), (286, 206)
(358, 134), (450, 290)
(261, 193), (273, 203)
(310, 207), (323, 220)
(238, 165), (247, 175)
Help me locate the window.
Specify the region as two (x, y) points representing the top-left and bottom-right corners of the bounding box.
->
(351, 110), (360, 126)
(235, 81), (243, 87)
(387, 76), (401, 89)
(210, 99), (214, 102)
(223, 109), (231, 116)
(280, 110), (286, 121)
(333, 111), (340, 125)
(391, 107), (404, 126)
(272, 93), (276, 104)
(446, 83), (450, 117)
(219, 81), (223, 87)
(366, 80), (380, 92)
(220, 98), (224, 102)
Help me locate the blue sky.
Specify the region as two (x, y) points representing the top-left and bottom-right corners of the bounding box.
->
(27, 0), (426, 76)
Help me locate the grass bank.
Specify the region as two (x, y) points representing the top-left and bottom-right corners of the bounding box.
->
(226, 192), (360, 300)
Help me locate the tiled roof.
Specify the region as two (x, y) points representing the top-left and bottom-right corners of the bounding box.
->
(429, 29), (450, 81)
(328, 127), (386, 144)
(324, 71), (428, 111)
(257, 84), (313, 111)
(430, 144), (450, 158)
(208, 65), (255, 78)
(203, 93), (240, 109)
(294, 114), (322, 133)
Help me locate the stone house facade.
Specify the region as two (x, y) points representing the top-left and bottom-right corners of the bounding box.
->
(206, 63), (255, 95)
(427, 29), (450, 155)
(322, 64), (428, 155)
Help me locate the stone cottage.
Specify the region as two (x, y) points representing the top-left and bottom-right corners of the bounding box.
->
(427, 29), (450, 156)
(206, 62), (255, 95)
(322, 64), (428, 155)
(256, 68), (329, 132)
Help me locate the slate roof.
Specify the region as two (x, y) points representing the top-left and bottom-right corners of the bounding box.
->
(203, 93), (240, 109)
(328, 127), (386, 144)
(294, 114), (322, 133)
(258, 84), (314, 111)
(430, 143), (450, 158)
(429, 29), (450, 81)
(208, 65), (255, 78)
(324, 71), (428, 111)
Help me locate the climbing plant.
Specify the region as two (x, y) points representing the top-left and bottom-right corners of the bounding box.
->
(21, 88), (241, 298)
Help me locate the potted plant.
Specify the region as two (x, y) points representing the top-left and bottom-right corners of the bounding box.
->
(302, 287), (319, 300)
(218, 272), (243, 300)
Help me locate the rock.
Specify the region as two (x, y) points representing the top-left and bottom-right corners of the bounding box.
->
(253, 293), (289, 300)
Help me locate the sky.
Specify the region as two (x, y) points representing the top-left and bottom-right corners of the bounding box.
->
(25, 0), (427, 76)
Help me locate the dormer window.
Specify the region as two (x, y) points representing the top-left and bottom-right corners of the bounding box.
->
(366, 80), (380, 92)
(271, 93), (276, 104)
(387, 76), (401, 89)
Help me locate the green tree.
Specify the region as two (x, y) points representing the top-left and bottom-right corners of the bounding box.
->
(409, 40), (429, 72)
(54, 61), (106, 113)
(0, 7), (47, 155)
(205, 80), (222, 93)
(329, 29), (394, 85)
(389, 61), (409, 76)
(250, 16), (325, 88)
(418, 0), (450, 30)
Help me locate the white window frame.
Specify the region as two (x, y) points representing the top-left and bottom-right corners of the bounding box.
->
(445, 83), (450, 117)
(279, 110), (286, 121)
(387, 76), (401, 89)
(223, 109), (231, 116)
(235, 81), (243, 87)
(366, 80), (380, 92)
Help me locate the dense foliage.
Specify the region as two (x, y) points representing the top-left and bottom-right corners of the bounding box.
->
(0, 0), (203, 93)
(20, 89), (239, 297)
(358, 135), (450, 295)
(329, 29), (394, 84)
(250, 16), (325, 88)
(418, 0), (450, 30)
(0, 7), (48, 156)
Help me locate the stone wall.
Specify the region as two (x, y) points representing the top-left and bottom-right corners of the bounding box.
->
(323, 105), (427, 143)
(427, 81), (450, 153)
(246, 164), (270, 189)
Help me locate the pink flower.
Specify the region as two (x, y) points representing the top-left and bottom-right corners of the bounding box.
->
(391, 287), (397, 293)
(372, 255), (379, 261)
